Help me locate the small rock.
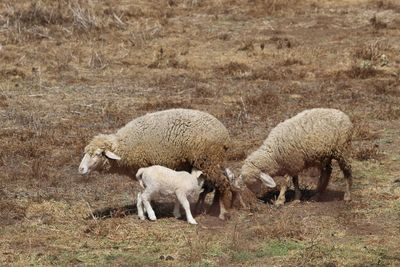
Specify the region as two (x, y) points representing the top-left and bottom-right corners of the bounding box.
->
(290, 94), (302, 99)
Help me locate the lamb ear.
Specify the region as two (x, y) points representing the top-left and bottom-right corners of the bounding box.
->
(104, 150), (121, 160)
(191, 168), (203, 178)
(194, 170), (203, 178)
(260, 172), (276, 188)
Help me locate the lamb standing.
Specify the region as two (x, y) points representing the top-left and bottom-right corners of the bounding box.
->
(240, 108), (353, 205)
(136, 165), (203, 224)
(78, 108), (238, 219)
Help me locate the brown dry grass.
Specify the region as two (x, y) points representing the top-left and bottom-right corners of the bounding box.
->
(1, 0), (400, 266)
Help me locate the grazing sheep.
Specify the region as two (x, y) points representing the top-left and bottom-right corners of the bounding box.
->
(136, 165), (204, 224)
(195, 168), (248, 212)
(240, 108), (353, 205)
(78, 108), (237, 219)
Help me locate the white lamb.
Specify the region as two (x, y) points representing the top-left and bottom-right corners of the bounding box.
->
(135, 165), (204, 225)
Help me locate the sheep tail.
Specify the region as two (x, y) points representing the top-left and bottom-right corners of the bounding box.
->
(136, 168), (145, 188)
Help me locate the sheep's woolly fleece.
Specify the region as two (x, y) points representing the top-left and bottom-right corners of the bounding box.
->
(136, 165), (204, 198)
(85, 108), (231, 190)
(241, 108), (353, 184)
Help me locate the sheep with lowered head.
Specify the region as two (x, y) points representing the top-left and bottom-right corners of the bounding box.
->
(240, 108), (353, 205)
(136, 165), (204, 224)
(78, 108), (239, 219)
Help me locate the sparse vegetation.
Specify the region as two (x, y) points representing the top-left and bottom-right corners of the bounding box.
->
(1, 0), (400, 266)
(355, 143), (381, 161)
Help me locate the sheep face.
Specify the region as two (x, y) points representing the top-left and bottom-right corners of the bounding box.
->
(241, 169), (276, 196)
(224, 168), (242, 188)
(79, 149), (121, 174)
(191, 168), (204, 188)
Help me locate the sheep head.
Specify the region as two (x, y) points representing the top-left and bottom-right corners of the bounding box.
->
(240, 164), (276, 195)
(224, 168), (242, 189)
(79, 134), (121, 174)
(191, 168), (204, 188)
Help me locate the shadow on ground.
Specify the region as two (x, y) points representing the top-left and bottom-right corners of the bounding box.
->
(87, 188), (345, 220)
(86, 201), (209, 221)
(260, 189), (345, 204)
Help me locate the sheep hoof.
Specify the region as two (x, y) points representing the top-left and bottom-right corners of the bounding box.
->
(219, 212), (231, 220)
(188, 219), (198, 225)
(275, 200), (285, 206)
(138, 216), (146, 220)
(149, 216), (157, 221)
(309, 194), (320, 202)
(292, 199), (301, 204)
(344, 193), (351, 202)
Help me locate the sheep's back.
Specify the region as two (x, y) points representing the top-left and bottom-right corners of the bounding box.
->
(116, 109), (230, 169)
(264, 108), (353, 173)
(140, 166), (196, 192)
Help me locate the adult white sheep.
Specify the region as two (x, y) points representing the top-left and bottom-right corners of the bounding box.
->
(78, 108), (237, 219)
(240, 108), (353, 205)
(136, 165), (204, 224)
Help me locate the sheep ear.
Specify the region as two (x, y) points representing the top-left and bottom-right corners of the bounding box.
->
(224, 168), (235, 182)
(191, 168), (203, 178)
(260, 172), (276, 188)
(195, 170), (203, 178)
(104, 150), (121, 160)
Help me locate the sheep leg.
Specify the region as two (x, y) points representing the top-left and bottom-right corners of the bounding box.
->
(173, 199), (181, 219)
(219, 192), (229, 220)
(195, 182), (213, 214)
(210, 188), (230, 220)
(209, 189), (220, 214)
(204, 167), (230, 220)
(231, 188), (247, 209)
(313, 161), (332, 201)
(208, 189), (229, 220)
(176, 191), (197, 224)
(141, 191), (157, 221)
(137, 192), (146, 220)
(218, 173), (233, 220)
(292, 175), (301, 202)
(338, 157), (352, 202)
(275, 175), (291, 206)
(195, 191), (207, 214)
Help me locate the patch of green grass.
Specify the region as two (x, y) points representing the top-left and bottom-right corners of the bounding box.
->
(390, 155), (400, 161)
(36, 250), (161, 266)
(206, 244), (225, 257)
(394, 200), (400, 212)
(256, 240), (304, 257)
(353, 161), (390, 184)
(228, 240), (304, 263)
(290, 241), (398, 267)
(231, 250), (252, 262)
(101, 251), (160, 265)
(193, 259), (219, 267)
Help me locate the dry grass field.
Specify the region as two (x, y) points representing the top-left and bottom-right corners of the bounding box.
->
(1, 0), (400, 266)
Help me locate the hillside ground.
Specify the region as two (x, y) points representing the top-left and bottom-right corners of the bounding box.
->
(0, 0), (399, 266)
